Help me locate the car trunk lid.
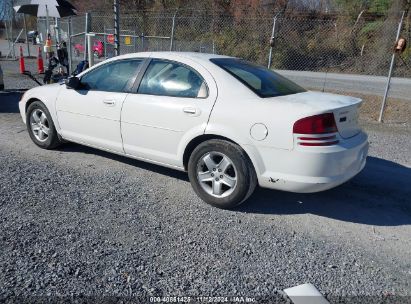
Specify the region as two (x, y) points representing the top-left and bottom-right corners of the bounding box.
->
(276, 91), (362, 139)
(333, 103), (361, 139)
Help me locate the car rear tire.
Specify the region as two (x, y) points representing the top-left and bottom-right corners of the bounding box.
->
(188, 139), (257, 209)
(26, 101), (62, 150)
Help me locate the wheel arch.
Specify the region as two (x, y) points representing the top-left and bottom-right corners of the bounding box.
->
(182, 134), (261, 177)
(25, 97), (63, 140)
(25, 97), (41, 113)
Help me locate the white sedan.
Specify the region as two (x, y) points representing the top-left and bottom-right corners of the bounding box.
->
(19, 52), (368, 209)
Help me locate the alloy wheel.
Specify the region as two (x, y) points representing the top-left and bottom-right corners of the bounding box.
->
(196, 151), (237, 198)
(30, 109), (50, 142)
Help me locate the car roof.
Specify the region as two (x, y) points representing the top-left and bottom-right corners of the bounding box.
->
(113, 51), (234, 64)
(77, 52), (236, 78)
(75, 51), (258, 99)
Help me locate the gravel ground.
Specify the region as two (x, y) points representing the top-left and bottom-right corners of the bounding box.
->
(1, 66), (411, 303)
(1, 59), (42, 90)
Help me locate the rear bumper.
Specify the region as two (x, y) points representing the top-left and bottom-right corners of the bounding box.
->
(257, 132), (369, 193)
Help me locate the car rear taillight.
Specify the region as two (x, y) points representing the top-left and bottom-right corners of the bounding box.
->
(293, 113), (337, 134)
(293, 113), (339, 146)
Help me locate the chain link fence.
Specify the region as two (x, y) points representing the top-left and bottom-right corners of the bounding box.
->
(32, 10), (410, 79)
(271, 17), (398, 75)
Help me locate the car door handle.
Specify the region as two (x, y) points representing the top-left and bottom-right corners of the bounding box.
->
(183, 107), (200, 115)
(103, 99), (116, 106)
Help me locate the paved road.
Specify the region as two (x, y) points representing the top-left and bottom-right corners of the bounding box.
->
(277, 70), (411, 101)
(0, 92), (410, 302)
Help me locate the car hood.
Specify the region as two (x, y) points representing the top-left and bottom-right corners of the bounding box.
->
(24, 83), (62, 99)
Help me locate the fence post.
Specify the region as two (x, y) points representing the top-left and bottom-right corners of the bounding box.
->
(84, 13), (90, 61)
(87, 33), (95, 67)
(5, 20), (12, 58)
(45, 5), (50, 36)
(134, 31), (137, 53)
(169, 11), (177, 51)
(55, 17), (61, 44)
(267, 13), (280, 69)
(378, 11), (405, 123)
(10, 19), (16, 59)
(114, 0), (120, 56)
(23, 15), (30, 57)
(67, 17), (73, 74)
(104, 26), (107, 58)
(141, 33), (145, 51)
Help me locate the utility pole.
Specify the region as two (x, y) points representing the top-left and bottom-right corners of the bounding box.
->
(114, 0), (120, 56)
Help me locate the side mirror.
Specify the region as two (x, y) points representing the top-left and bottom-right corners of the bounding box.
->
(65, 76), (80, 89)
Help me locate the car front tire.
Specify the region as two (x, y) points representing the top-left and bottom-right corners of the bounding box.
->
(188, 139), (257, 209)
(26, 101), (62, 150)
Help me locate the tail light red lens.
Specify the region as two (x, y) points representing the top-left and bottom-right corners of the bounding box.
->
(293, 113), (338, 135)
(294, 113), (339, 146)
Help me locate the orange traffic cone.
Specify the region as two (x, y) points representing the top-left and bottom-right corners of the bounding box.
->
(19, 46), (25, 74)
(37, 46), (44, 74)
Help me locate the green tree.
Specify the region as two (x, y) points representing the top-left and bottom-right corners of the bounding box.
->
(334, 0), (392, 16)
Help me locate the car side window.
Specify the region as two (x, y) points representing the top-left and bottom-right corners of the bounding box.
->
(80, 59), (143, 93)
(138, 59), (208, 98)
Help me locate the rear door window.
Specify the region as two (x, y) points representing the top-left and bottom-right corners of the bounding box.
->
(138, 59), (208, 98)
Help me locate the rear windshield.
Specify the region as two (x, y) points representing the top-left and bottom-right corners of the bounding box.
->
(210, 58), (306, 98)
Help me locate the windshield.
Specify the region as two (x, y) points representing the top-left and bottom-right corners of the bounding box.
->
(210, 58), (306, 98)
